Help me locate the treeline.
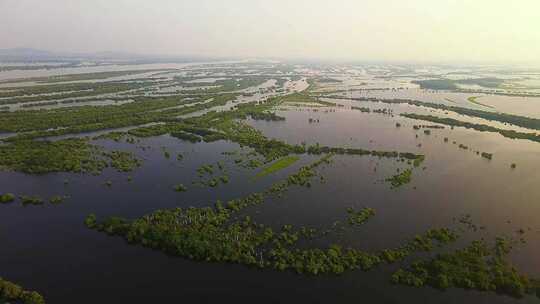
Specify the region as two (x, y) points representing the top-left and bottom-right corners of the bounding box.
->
(0, 81), (156, 105)
(392, 238), (540, 299)
(0, 94), (237, 141)
(401, 113), (540, 144)
(174, 76), (271, 93)
(128, 95), (425, 163)
(412, 77), (504, 90)
(329, 96), (540, 131)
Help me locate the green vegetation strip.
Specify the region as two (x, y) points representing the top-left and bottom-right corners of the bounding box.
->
(0, 94), (424, 175)
(85, 155), (458, 276)
(40, 69), (173, 83)
(256, 156), (300, 178)
(0, 194), (67, 206)
(412, 78), (504, 90)
(0, 277), (45, 304)
(468, 96), (494, 109)
(401, 113), (540, 144)
(173, 76), (272, 93)
(128, 96), (424, 163)
(327, 96), (540, 131)
(0, 94), (237, 139)
(0, 81), (156, 105)
(281, 93), (336, 107)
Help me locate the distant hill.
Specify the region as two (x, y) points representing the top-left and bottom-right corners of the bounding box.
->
(0, 48), (223, 63)
(0, 48), (63, 62)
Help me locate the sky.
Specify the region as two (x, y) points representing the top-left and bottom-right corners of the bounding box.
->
(1, 0), (540, 64)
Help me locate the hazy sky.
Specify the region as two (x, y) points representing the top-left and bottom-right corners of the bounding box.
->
(1, 0), (540, 64)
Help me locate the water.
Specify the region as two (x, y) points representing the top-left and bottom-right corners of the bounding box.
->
(2, 64), (540, 303)
(2, 103), (540, 303)
(0, 61), (248, 82)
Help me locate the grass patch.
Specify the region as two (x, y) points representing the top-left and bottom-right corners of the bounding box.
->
(468, 96), (494, 109)
(256, 156), (300, 178)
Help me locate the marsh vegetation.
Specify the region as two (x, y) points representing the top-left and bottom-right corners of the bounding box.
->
(386, 169), (413, 188)
(2, 62), (540, 303)
(392, 238), (540, 299)
(0, 277), (45, 304)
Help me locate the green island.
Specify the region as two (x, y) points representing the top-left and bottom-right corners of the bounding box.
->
(386, 169), (413, 188)
(174, 184), (188, 192)
(346, 207), (376, 226)
(0, 138), (140, 174)
(0, 193), (16, 204)
(392, 238), (540, 299)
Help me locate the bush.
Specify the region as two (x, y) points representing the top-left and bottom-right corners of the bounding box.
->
(174, 184), (187, 192)
(0, 193), (15, 204)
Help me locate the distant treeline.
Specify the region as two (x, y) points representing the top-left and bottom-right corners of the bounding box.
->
(412, 77), (504, 90)
(327, 96), (540, 131)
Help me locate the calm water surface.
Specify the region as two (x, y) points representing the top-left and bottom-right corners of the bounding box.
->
(2, 102), (540, 303)
(2, 66), (540, 303)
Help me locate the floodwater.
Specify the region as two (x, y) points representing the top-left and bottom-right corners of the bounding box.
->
(2, 64), (540, 303)
(0, 60), (247, 81)
(2, 100), (540, 303)
(326, 88), (540, 119)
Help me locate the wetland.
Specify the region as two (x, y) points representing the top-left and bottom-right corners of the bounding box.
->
(2, 62), (540, 304)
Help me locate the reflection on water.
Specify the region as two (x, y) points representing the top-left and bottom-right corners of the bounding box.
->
(2, 63), (540, 303)
(2, 103), (540, 303)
